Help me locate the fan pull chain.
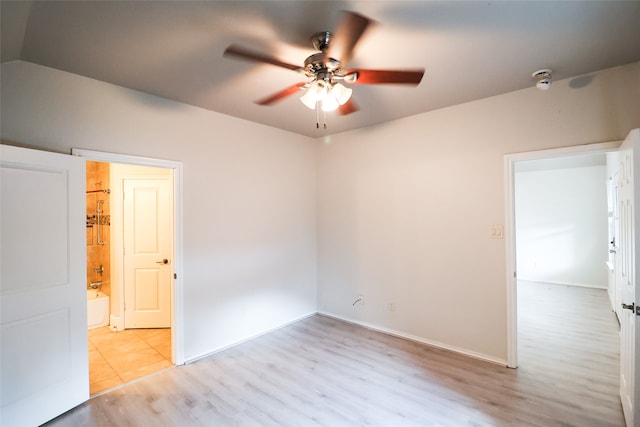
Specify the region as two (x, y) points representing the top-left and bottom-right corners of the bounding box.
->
(314, 102), (328, 129)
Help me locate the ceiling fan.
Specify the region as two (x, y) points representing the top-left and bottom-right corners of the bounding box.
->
(223, 11), (425, 128)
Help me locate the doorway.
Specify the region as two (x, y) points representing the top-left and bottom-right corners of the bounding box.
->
(74, 148), (184, 395)
(110, 163), (174, 331)
(506, 145), (624, 422)
(504, 140), (619, 367)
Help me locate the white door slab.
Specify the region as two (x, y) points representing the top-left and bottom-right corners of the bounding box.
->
(618, 129), (640, 427)
(123, 177), (173, 328)
(0, 145), (88, 426)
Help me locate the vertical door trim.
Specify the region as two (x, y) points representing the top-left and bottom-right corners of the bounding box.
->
(71, 149), (184, 365)
(503, 141), (620, 368)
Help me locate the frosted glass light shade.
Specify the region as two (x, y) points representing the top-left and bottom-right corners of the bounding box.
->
(300, 81), (326, 109)
(332, 83), (352, 105)
(300, 80), (352, 111)
(321, 94), (339, 111)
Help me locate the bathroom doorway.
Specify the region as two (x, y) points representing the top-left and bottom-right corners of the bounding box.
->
(75, 149), (184, 396)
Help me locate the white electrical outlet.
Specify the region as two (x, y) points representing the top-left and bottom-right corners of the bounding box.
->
(388, 302), (396, 312)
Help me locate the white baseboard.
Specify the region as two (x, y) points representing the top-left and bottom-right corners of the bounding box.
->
(518, 279), (607, 290)
(183, 311), (317, 364)
(182, 310), (508, 368)
(317, 311), (508, 367)
(109, 315), (123, 331)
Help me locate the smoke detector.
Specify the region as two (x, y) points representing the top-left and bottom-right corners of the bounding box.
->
(532, 69), (552, 90)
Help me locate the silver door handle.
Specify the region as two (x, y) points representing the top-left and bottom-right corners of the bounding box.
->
(156, 259), (169, 264)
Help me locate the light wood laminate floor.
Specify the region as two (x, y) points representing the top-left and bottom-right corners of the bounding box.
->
(48, 282), (623, 426)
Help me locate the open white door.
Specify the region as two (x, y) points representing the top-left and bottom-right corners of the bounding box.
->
(618, 129), (640, 427)
(123, 177), (173, 328)
(1, 145), (88, 426)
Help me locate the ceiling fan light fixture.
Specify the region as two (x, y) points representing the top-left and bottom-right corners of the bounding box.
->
(300, 81), (326, 109)
(301, 80), (352, 111)
(321, 92), (339, 112)
(224, 10), (425, 127)
(332, 83), (352, 105)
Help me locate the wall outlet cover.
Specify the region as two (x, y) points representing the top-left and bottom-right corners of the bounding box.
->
(490, 225), (504, 239)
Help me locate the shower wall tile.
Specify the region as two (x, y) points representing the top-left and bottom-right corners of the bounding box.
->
(87, 244), (98, 285)
(98, 242), (111, 297)
(86, 161), (111, 297)
(86, 161), (98, 191)
(86, 192), (96, 215)
(101, 224), (110, 244)
(86, 225), (94, 246)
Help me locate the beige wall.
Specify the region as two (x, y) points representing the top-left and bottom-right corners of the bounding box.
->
(515, 163), (608, 288)
(2, 59), (639, 364)
(317, 62), (640, 363)
(1, 60), (318, 361)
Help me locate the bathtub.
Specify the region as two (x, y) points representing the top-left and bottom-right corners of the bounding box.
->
(87, 290), (110, 329)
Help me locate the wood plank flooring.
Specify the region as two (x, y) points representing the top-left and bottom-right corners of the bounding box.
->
(46, 282), (623, 426)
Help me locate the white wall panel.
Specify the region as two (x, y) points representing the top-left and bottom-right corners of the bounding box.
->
(317, 62), (640, 362)
(515, 164), (608, 288)
(1, 61), (318, 361)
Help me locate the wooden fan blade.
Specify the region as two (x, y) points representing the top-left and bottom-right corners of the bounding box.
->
(338, 99), (359, 115)
(224, 45), (303, 72)
(345, 69), (425, 85)
(255, 82), (308, 105)
(325, 11), (374, 65)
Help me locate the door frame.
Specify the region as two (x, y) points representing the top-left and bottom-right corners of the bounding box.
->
(504, 140), (620, 368)
(72, 148), (184, 365)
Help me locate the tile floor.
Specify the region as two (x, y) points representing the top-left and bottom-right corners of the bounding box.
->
(88, 327), (172, 395)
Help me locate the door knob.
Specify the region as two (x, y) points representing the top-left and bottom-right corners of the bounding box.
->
(156, 258), (169, 264)
(622, 302), (635, 311)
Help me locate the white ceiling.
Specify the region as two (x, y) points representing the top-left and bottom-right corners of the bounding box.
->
(2, 1), (639, 138)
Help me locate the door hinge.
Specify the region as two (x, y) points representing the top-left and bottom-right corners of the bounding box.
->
(173, 273), (177, 280)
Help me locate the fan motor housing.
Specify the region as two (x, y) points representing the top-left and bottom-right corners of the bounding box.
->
(311, 31), (332, 51)
(304, 31), (342, 77)
(304, 53), (341, 77)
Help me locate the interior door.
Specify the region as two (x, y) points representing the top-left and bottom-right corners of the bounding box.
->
(123, 178), (173, 328)
(0, 145), (88, 426)
(618, 129), (640, 427)
(611, 174), (621, 321)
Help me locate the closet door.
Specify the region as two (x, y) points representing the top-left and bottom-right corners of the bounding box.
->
(1, 145), (88, 426)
